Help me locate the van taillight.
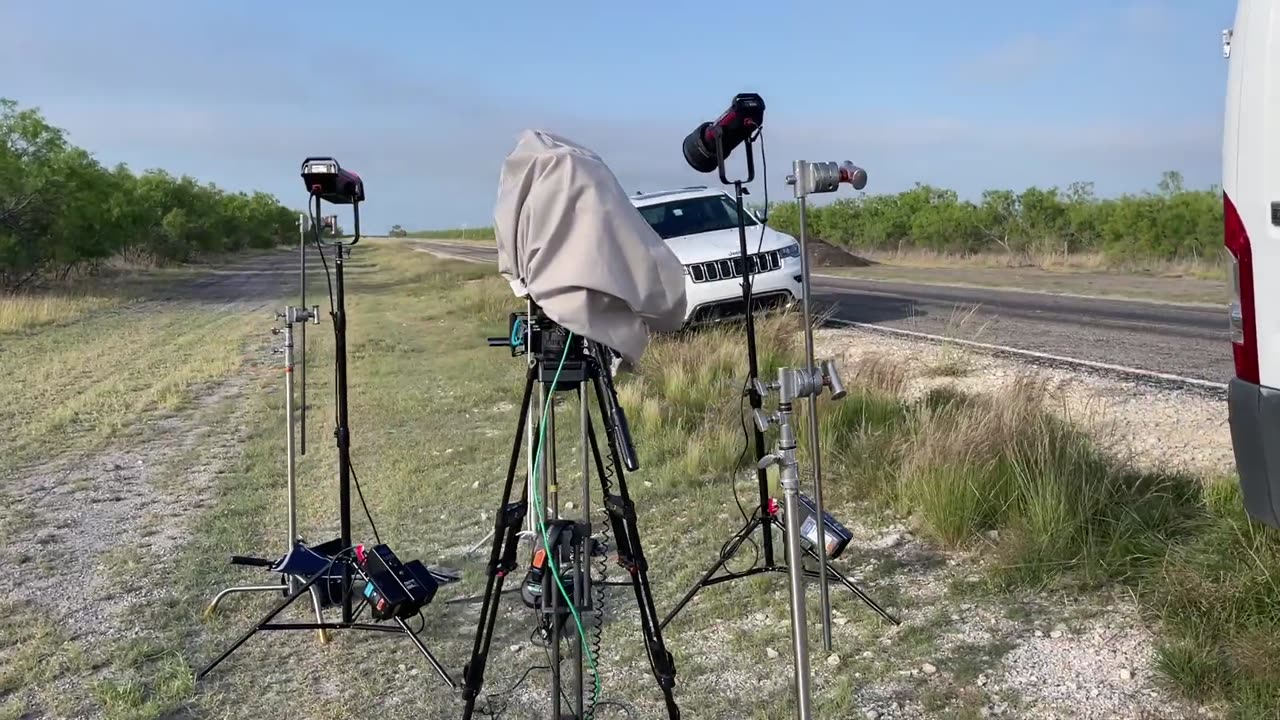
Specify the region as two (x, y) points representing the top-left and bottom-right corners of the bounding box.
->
(1225, 192), (1260, 384)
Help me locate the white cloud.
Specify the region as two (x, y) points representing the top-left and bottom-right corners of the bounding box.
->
(952, 32), (1064, 85)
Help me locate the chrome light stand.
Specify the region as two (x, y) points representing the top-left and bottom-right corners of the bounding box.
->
(786, 159), (870, 650)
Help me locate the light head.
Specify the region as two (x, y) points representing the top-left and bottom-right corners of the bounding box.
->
(838, 161), (868, 191)
(788, 160), (869, 198)
(301, 156), (365, 205)
(682, 93), (766, 174)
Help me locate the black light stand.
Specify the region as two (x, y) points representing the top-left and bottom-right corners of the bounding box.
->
(461, 311), (680, 720)
(659, 130), (900, 633)
(329, 192), (356, 624)
(195, 164), (456, 688)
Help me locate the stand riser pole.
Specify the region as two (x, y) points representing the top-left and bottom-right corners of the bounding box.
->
(298, 213), (308, 456)
(333, 247), (353, 624)
(796, 194), (833, 650)
(283, 317), (299, 593)
(773, 373), (813, 720)
(782, 481), (813, 720)
(733, 177), (775, 566)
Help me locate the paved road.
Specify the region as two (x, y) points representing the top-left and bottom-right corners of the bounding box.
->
(410, 240), (1232, 386)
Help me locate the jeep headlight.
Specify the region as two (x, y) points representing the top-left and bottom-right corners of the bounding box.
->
(778, 242), (801, 259)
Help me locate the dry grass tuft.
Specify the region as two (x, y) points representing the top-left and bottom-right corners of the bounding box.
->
(0, 293), (119, 333)
(850, 353), (909, 396)
(858, 248), (1228, 281)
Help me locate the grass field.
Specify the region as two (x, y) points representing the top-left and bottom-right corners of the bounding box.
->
(2, 241), (1276, 719)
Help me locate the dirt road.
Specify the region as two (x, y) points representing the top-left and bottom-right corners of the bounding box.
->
(0, 250), (312, 719)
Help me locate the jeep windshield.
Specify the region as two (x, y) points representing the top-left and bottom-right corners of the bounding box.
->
(636, 195), (758, 240)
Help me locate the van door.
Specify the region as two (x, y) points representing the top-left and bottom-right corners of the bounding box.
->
(1226, 0), (1280, 527)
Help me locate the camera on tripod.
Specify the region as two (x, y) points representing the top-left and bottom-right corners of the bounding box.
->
(488, 310), (588, 386)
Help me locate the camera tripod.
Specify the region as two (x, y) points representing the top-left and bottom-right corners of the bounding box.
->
(660, 132), (899, 634)
(461, 314), (680, 720)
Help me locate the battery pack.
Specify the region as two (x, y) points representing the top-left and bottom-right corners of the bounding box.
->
(793, 493), (853, 560)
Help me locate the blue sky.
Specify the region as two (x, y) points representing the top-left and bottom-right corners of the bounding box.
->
(1, 0), (1237, 232)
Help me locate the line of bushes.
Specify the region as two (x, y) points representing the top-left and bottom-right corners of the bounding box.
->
(407, 227), (496, 241)
(1, 98), (300, 292)
(414, 173), (1223, 267)
(765, 173), (1224, 264)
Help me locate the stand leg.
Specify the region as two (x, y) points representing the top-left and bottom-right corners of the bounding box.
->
(464, 529), (495, 557)
(197, 564), (332, 680)
(461, 368), (535, 720)
(309, 586), (330, 644)
(585, 410), (680, 720)
(795, 537), (900, 626)
(658, 515), (762, 630)
(395, 616), (457, 689)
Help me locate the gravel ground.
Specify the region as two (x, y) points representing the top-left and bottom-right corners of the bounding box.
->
(2, 376), (250, 641)
(798, 325), (1230, 720)
(815, 326), (1233, 477)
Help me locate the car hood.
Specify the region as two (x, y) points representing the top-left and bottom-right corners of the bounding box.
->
(661, 227), (797, 264)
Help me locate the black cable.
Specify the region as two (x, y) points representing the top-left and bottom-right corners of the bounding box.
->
(309, 194), (384, 549)
(584, 387), (610, 720)
(729, 126), (767, 565)
(476, 662), (551, 719)
(311, 205), (342, 450)
(754, 127), (769, 254)
(349, 461), (382, 545)
(311, 196), (336, 316)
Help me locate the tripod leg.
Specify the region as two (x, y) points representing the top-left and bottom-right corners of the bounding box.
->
(586, 417), (681, 720)
(461, 368), (535, 720)
(197, 565), (332, 680)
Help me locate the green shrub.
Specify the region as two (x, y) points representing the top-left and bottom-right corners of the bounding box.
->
(766, 171), (1223, 265)
(1, 98), (298, 290)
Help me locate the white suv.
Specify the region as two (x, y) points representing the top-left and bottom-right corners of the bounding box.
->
(630, 187), (805, 325)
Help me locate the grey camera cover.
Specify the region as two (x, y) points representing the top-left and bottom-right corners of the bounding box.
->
(494, 130), (688, 366)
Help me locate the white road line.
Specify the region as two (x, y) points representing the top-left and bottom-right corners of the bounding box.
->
(413, 246), (490, 264)
(829, 318), (1229, 391)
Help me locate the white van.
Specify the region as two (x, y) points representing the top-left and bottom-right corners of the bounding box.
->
(1225, 0), (1280, 528)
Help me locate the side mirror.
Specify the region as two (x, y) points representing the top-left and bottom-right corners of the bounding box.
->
(755, 206), (768, 223)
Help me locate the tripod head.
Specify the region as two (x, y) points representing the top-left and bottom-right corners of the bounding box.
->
(488, 307), (588, 387)
(487, 305), (639, 472)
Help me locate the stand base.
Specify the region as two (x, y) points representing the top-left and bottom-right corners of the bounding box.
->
(660, 510), (900, 630)
(197, 557), (456, 689)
